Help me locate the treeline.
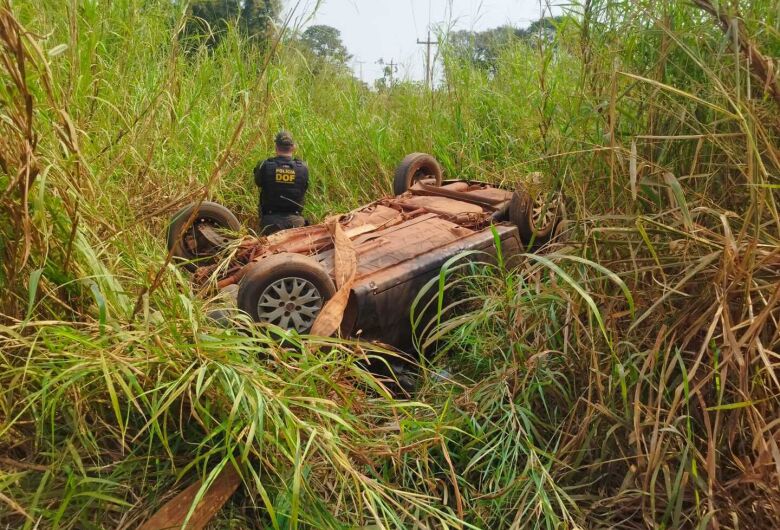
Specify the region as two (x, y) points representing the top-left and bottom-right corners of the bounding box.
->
(448, 17), (561, 73)
(183, 0), (562, 84)
(184, 0), (353, 76)
(183, 0), (280, 48)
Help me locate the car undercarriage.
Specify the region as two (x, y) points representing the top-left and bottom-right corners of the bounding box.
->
(167, 154), (563, 352)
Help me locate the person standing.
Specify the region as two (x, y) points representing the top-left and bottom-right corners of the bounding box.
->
(253, 131), (309, 234)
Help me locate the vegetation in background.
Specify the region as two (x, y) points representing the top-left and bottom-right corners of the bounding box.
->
(448, 17), (561, 73)
(1, 0), (778, 528)
(184, 0), (281, 49)
(300, 25), (352, 66)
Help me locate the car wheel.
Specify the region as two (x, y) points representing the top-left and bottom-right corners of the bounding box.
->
(237, 253), (336, 333)
(167, 201), (240, 270)
(360, 355), (419, 398)
(508, 184), (563, 245)
(390, 362), (419, 398)
(393, 153), (443, 195)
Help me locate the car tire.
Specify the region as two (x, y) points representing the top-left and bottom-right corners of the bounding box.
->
(360, 354), (419, 398)
(167, 201), (240, 270)
(508, 184), (562, 246)
(237, 253), (337, 333)
(393, 153), (443, 195)
(390, 361), (419, 398)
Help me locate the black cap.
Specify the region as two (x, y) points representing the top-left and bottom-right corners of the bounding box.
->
(274, 130), (294, 147)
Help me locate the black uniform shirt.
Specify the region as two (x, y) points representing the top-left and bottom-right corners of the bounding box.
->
(254, 155), (309, 214)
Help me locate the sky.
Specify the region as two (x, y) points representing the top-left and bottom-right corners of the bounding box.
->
(287, 0), (562, 83)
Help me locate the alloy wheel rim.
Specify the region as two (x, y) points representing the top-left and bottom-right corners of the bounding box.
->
(257, 277), (323, 332)
(531, 194), (559, 230)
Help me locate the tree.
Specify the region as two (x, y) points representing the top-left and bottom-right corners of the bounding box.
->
(519, 16), (560, 46)
(240, 0), (281, 44)
(300, 25), (352, 65)
(448, 25), (522, 73)
(185, 0), (281, 49)
(374, 58), (398, 91)
(447, 17), (563, 74)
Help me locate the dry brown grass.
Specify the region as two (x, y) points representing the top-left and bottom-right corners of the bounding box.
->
(0, 0), (778, 528)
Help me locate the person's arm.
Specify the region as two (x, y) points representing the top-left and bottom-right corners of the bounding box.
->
(301, 164), (309, 194)
(254, 161), (266, 188)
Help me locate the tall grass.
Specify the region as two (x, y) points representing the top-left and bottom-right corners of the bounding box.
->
(1, 0), (778, 528)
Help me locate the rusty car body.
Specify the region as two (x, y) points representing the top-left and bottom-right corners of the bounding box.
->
(167, 154), (561, 351)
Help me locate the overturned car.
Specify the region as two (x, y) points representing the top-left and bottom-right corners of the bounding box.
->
(167, 153), (563, 351)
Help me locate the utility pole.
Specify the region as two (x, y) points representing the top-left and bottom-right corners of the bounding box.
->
(376, 58), (398, 86)
(377, 58), (398, 87)
(417, 30), (437, 89)
(354, 59), (365, 83)
(387, 59), (397, 86)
